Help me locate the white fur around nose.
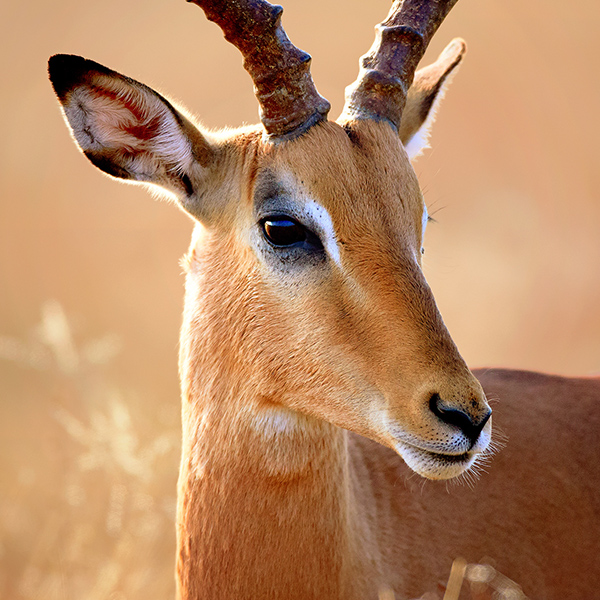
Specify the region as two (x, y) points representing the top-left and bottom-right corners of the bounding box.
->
(305, 201), (341, 266)
(422, 203), (429, 238)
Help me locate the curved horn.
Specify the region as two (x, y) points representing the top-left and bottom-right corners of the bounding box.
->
(341, 0), (459, 130)
(188, 0), (330, 139)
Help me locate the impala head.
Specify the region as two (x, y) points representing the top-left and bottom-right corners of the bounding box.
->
(48, 0), (491, 480)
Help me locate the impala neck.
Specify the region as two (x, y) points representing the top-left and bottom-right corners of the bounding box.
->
(175, 271), (368, 598)
(175, 384), (362, 599)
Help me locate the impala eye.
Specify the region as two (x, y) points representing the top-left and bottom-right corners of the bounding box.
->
(261, 217), (306, 246)
(260, 216), (324, 253)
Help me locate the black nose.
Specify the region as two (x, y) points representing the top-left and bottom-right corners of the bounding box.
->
(429, 393), (491, 448)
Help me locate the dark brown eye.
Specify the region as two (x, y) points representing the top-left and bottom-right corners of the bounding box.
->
(261, 217), (308, 247)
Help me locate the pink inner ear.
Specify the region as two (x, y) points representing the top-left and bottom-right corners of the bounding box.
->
(88, 81), (163, 144)
(122, 117), (162, 141)
(66, 71), (194, 181)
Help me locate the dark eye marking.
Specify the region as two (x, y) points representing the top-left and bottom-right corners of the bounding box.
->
(260, 216), (323, 251)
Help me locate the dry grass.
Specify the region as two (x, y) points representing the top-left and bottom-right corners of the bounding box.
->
(439, 559), (527, 600)
(0, 301), (180, 600)
(377, 558), (528, 600)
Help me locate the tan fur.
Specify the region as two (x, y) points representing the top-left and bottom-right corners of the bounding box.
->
(174, 121), (600, 599)
(49, 29), (600, 600)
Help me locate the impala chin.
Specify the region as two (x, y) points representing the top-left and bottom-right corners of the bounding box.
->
(395, 440), (480, 480)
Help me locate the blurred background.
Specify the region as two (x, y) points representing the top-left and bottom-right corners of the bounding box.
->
(1, 0), (598, 598)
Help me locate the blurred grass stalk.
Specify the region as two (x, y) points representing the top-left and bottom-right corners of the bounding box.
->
(1, 301), (179, 600)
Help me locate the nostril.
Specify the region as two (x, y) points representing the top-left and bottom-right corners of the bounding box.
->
(429, 393), (472, 433)
(478, 408), (492, 431)
(429, 393), (491, 447)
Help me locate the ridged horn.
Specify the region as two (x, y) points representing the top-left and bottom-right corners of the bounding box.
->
(341, 0), (459, 130)
(188, 0), (330, 139)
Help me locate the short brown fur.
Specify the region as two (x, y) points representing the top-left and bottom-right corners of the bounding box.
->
(175, 122), (600, 599)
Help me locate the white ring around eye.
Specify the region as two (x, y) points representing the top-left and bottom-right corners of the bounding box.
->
(305, 201), (341, 266)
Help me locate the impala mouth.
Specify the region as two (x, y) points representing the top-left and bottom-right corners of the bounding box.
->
(421, 448), (471, 463)
(395, 439), (478, 480)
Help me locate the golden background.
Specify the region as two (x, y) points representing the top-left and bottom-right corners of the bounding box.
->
(1, 0), (598, 597)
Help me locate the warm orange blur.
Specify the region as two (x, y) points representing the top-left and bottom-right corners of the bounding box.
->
(1, 0), (598, 598)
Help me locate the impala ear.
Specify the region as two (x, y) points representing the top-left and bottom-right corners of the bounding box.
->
(48, 54), (216, 221)
(399, 38), (466, 160)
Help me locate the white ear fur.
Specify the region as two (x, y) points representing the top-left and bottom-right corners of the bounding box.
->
(399, 38), (466, 161)
(49, 54), (216, 204)
(403, 74), (455, 160)
(64, 73), (195, 184)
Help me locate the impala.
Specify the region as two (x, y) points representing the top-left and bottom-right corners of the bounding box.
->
(48, 0), (600, 598)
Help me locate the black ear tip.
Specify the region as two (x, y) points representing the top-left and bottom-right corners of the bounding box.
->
(48, 54), (110, 101)
(48, 54), (86, 100)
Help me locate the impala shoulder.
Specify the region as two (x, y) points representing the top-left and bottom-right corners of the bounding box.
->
(473, 367), (600, 388)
